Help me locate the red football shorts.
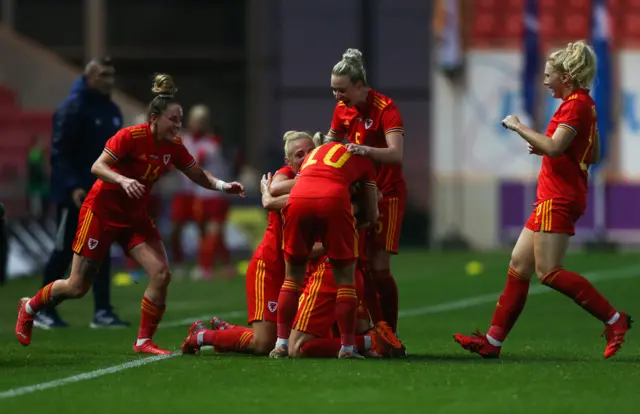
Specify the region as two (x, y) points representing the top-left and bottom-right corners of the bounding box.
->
(245, 255), (285, 324)
(193, 197), (230, 224)
(72, 207), (161, 261)
(372, 193), (406, 254)
(170, 193), (195, 222)
(282, 197), (358, 266)
(293, 263), (368, 338)
(525, 199), (584, 236)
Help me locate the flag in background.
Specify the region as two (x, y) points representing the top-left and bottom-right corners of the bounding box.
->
(591, 0), (612, 169)
(522, 0), (539, 126)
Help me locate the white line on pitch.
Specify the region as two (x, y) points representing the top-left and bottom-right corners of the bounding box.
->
(1, 265), (637, 400)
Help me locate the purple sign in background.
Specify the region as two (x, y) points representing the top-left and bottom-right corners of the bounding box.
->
(500, 181), (640, 242)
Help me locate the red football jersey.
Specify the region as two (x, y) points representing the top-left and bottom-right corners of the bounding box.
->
(254, 165), (296, 264)
(292, 143), (378, 200)
(329, 88), (406, 196)
(537, 89), (597, 208)
(85, 124), (196, 222)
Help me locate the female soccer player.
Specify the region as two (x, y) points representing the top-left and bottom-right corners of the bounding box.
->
(181, 130), (315, 356)
(15, 74), (245, 355)
(325, 48), (405, 334)
(454, 41), (631, 359)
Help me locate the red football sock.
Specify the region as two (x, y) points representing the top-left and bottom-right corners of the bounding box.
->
(198, 233), (216, 271)
(541, 268), (617, 322)
(28, 282), (57, 313)
(336, 285), (359, 347)
(361, 267), (383, 324)
(138, 296), (166, 340)
(300, 336), (367, 357)
(487, 267), (531, 342)
(276, 279), (303, 339)
(199, 327), (254, 352)
(373, 270), (399, 332)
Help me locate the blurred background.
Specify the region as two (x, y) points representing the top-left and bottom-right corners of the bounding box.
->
(0, 0), (633, 282)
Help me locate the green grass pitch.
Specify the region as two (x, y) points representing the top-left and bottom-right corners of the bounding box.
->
(1, 250), (640, 413)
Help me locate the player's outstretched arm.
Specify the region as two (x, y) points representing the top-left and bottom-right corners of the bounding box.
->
(182, 165), (246, 197)
(91, 152), (146, 199)
(502, 115), (576, 158)
(346, 133), (403, 164)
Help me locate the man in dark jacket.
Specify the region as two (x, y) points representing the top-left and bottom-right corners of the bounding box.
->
(36, 57), (129, 328)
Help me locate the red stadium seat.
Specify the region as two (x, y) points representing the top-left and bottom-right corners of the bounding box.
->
(563, 14), (590, 39)
(539, 14), (557, 39)
(505, 17), (523, 38)
(473, 13), (497, 39)
(623, 13), (640, 38)
(476, 0), (498, 10)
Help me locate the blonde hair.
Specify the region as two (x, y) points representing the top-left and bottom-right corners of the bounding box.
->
(332, 48), (367, 85)
(283, 130), (313, 157)
(548, 41), (597, 89)
(147, 73), (179, 120)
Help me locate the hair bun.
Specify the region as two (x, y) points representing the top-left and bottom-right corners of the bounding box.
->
(151, 73), (178, 96)
(342, 48), (363, 65)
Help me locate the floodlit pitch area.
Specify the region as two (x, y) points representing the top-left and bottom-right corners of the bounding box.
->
(2, 251), (640, 413)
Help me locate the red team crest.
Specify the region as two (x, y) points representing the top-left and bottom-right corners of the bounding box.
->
(268, 301), (278, 313)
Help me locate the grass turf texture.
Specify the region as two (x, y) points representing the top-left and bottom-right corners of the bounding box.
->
(1, 250), (640, 413)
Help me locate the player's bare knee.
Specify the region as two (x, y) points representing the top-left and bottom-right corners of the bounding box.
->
(250, 327), (276, 355)
(151, 266), (172, 288)
(64, 279), (91, 298)
(508, 255), (534, 278)
(370, 249), (391, 271)
(251, 337), (275, 355)
(534, 262), (561, 281)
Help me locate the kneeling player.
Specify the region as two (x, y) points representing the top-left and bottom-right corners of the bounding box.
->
(287, 236), (404, 358)
(181, 131), (315, 355)
(271, 142), (379, 359)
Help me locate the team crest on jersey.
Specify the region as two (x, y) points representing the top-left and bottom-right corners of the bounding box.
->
(365, 119), (373, 129)
(163, 154), (171, 165)
(88, 238), (99, 250)
(268, 301), (278, 313)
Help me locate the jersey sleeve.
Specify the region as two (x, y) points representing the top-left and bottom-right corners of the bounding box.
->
(275, 165), (295, 179)
(172, 142), (197, 170)
(556, 99), (589, 135)
(380, 103), (404, 136)
(329, 105), (346, 138)
(104, 129), (134, 162)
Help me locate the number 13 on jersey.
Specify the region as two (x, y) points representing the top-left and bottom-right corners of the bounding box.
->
(141, 164), (160, 181)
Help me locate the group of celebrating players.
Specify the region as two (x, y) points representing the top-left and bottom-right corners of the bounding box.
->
(15, 41), (633, 360)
